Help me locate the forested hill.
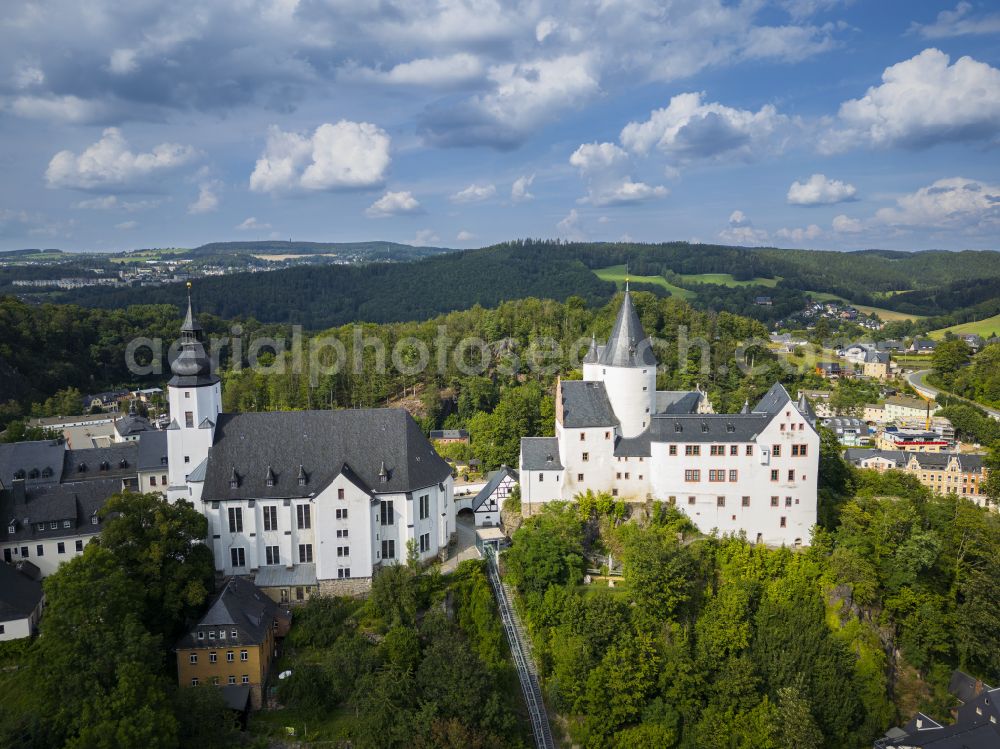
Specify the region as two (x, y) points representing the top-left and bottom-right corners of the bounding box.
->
(48, 239), (1000, 329)
(53, 243), (617, 329)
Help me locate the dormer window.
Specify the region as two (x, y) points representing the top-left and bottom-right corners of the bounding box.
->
(265, 466), (276, 488)
(28, 468), (39, 479)
(297, 465), (307, 487)
(229, 467), (240, 489)
(119, 458), (128, 469)
(91, 515), (99, 525)
(7, 522), (14, 534)
(100, 461), (109, 471)
(14, 469), (25, 480)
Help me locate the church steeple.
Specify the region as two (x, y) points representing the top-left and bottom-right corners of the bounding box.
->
(583, 333), (600, 364)
(169, 283), (218, 386)
(599, 290), (657, 367)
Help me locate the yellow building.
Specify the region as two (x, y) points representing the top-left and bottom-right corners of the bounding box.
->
(175, 577), (290, 710)
(845, 449), (990, 507)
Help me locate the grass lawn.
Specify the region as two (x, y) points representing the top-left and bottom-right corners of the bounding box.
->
(928, 313), (1000, 340)
(676, 272), (781, 288)
(249, 704), (357, 742)
(594, 264), (695, 300)
(803, 291), (925, 322)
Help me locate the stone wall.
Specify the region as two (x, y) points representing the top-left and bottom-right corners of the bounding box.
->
(318, 577), (372, 597)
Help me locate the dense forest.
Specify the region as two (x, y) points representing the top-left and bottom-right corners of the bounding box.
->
(44, 240), (1000, 331)
(503, 462), (1000, 748)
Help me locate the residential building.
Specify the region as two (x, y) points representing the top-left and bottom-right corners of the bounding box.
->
(884, 395), (939, 423)
(822, 417), (870, 446)
(0, 561), (43, 641)
(908, 338), (938, 354)
(864, 403), (887, 423)
(112, 408), (155, 442)
(165, 293), (456, 595)
(520, 290), (819, 547)
(799, 390), (834, 418)
(82, 390), (130, 413)
(174, 577), (291, 710)
(844, 449), (990, 506)
(815, 362), (844, 379)
(27, 413), (117, 449)
(137, 430), (169, 496)
(876, 429), (950, 453)
(471, 466), (518, 527)
(876, 671), (999, 748)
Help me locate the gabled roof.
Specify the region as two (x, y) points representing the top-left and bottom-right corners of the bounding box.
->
(0, 562), (43, 623)
(656, 390), (701, 415)
(0, 440), (65, 488)
(649, 414), (772, 443)
(843, 448), (908, 466)
(114, 413), (153, 437)
(561, 381), (619, 428)
(177, 576), (282, 649)
(137, 430), (168, 471)
(472, 466), (518, 511)
(520, 437), (562, 470)
(201, 409), (451, 500)
(598, 291), (657, 367)
(0, 476), (119, 542)
(752, 382), (793, 415)
(62, 443), (137, 482)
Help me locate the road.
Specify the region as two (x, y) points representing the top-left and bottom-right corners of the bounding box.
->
(907, 369), (1000, 421)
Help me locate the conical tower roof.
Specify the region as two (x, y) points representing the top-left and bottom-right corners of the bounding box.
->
(598, 291), (657, 367)
(583, 334), (600, 364)
(169, 284), (219, 387)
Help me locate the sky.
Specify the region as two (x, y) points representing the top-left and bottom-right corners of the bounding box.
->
(0, 0), (999, 253)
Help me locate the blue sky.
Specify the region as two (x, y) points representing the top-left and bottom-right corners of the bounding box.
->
(0, 0), (998, 252)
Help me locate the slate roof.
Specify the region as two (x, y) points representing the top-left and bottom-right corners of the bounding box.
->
(137, 430), (168, 472)
(168, 296), (220, 388)
(648, 413), (773, 443)
(201, 409), (451, 500)
(254, 563), (318, 588)
(0, 476), (119, 542)
(598, 291), (657, 367)
(752, 382), (794, 415)
(583, 335), (600, 364)
(614, 431), (652, 457)
(844, 449), (908, 466)
(176, 576), (285, 649)
(429, 429), (469, 440)
(0, 562), (43, 623)
(950, 670), (992, 705)
(656, 390), (701, 415)
(908, 452), (985, 473)
(863, 349), (890, 364)
(472, 466), (518, 511)
(114, 412), (154, 438)
(520, 437), (563, 470)
(880, 688), (1000, 748)
(220, 685), (252, 712)
(62, 442), (138, 482)
(560, 381), (619, 428)
(0, 440), (65, 488)
(186, 457), (208, 483)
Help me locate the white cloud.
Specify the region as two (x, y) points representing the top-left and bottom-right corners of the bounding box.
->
(511, 174), (535, 202)
(557, 208), (585, 241)
(345, 53), (484, 87)
(422, 54), (599, 148)
(75, 195), (118, 210)
(12, 64), (44, 89)
(719, 210), (769, 245)
(450, 183), (496, 203)
(910, 3), (1000, 38)
(115, 220), (138, 231)
(365, 190), (422, 218)
(620, 92), (789, 161)
(832, 214), (864, 233)
(250, 121), (391, 193)
(456, 230), (475, 241)
(188, 181), (221, 214)
(775, 224), (823, 243)
(109, 48), (139, 75)
(237, 217), (271, 231)
(412, 229), (440, 245)
(787, 173), (857, 205)
(569, 142), (668, 206)
(535, 17), (559, 42)
(821, 49), (1000, 152)
(10, 94), (109, 124)
(45, 128), (197, 190)
(873, 177), (1000, 231)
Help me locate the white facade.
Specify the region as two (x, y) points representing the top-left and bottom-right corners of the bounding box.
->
(0, 614), (34, 641)
(520, 292), (820, 546)
(2, 535), (96, 577)
(166, 381), (222, 502)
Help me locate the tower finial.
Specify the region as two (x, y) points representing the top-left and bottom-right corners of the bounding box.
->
(625, 262), (629, 292)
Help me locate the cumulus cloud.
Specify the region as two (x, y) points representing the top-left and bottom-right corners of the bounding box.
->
(775, 224), (823, 243)
(456, 230), (475, 241)
(832, 214), (864, 233)
(344, 53), (484, 87)
(450, 183), (497, 203)
(250, 121), (391, 193)
(569, 142), (668, 206)
(620, 92), (789, 161)
(115, 220), (138, 230)
(411, 229), (441, 245)
(511, 174), (535, 202)
(365, 190), (422, 218)
(557, 208), (585, 240)
(787, 173), (857, 205)
(188, 181), (221, 214)
(45, 128), (197, 190)
(10, 94), (110, 124)
(910, 3), (1000, 38)
(821, 49), (1000, 152)
(873, 177), (1000, 231)
(75, 196), (119, 210)
(237, 216), (271, 231)
(719, 210), (769, 245)
(421, 54), (599, 148)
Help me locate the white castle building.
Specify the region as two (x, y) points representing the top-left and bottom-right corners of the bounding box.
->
(520, 290), (819, 546)
(165, 294), (455, 600)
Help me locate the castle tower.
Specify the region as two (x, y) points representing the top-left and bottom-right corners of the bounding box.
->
(596, 290), (657, 437)
(166, 285), (221, 502)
